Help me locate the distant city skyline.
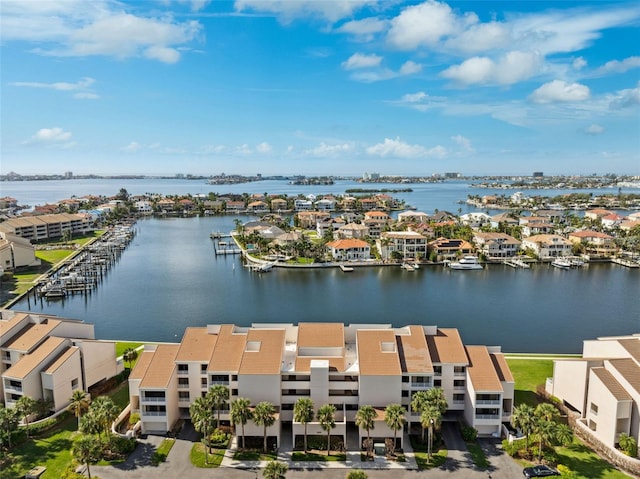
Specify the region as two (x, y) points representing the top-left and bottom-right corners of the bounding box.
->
(1, 0), (639, 177)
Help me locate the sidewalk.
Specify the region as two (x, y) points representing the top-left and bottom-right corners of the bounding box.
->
(221, 434), (418, 471)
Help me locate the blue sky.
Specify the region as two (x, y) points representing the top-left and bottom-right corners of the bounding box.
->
(1, 0), (639, 177)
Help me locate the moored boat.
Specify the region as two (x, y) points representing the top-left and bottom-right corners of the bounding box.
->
(551, 258), (572, 269)
(448, 256), (483, 270)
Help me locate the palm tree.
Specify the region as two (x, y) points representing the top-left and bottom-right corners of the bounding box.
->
(554, 423), (573, 447)
(91, 396), (119, 437)
(15, 395), (37, 438)
(293, 398), (314, 453)
(0, 404), (19, 449)
(263, 460), (288, 479)
(421, 405), (441, 461)
(123, 348), (138, 369)
(79, 411), (102, 438)
(253, 401), (276, 453)
(384, 404), (406, 456)
(72, 435), (102, 479)
(512, 404), (535, 453)
(230, 398), (252, 451)
(410, 391), (429, 442)
(317, 404), (336, 456)
(355, 405), (376, 458)
(426, 387), (448, 415)
(208, 384), (229, 429)
(535, 417), (557, 463)
(535, 403), (558, 423)
(190, 395), (215, 464)
(68, 390), (90, 431)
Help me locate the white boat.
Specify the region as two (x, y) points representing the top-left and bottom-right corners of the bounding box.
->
(448, 256), (483, 270)
(401, 263), (416, 271)
(551, 258), (572, 269)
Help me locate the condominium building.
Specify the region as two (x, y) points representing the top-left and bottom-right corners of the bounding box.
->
(129, 323), (514, 448)
(0, 213), (93, 242)
(0, 310), (122, 412)
(547, 333), (640, 456)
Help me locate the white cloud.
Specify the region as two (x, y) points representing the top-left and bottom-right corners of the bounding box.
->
(336, 17), (388, 42)
(341, 53), (383, 70)
(304, 142), (354, 157)
(399, 61), (422, 75)
(73, 92), (100, 100)
(529, 80), (590, 103)
(441, 51), (542, 86)
(256, 142), (273, 154)
(584, 124), (604, 135)
(596, 56), (640, 75)
(573, 57), (587, 70)
(366, 137), (447, 159)
(444, 21), (510, 54)
(390, 91), (446, 112)
(608, 82), (640, 109)
(234, 0), (374, 24)
(27, 127), (72, 143)
(451, 134), (473, 152)
(387, 1), (464, 50)
(1, 1), (201, 63)
(122, 142), (142, 152)
(11, 77), (95, 91)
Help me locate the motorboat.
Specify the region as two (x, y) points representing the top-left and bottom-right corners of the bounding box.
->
(448, 256), (483, 270)
(551, 258), (572, 269)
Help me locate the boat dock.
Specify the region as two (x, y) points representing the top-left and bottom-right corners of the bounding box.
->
(612, 257), (640, 268)
(339, 264), (354, 272)
(211, 233), (242, 255)
(503, 258), (531, 269)
(36, 223), (136, 300)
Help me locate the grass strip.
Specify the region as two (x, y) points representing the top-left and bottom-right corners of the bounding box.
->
(291, 451), (346, 462)
(151, 438), (175, 465)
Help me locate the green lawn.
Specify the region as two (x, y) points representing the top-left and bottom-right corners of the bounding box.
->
(108, 382), (131, 409)
(506, 358), (554, 406)
(115, 342), (145, 358)
(151, 438), (175, 465)
(413, 449), (447, 470)
(190, 442), (226, 467)
(291, 451), (346, 461)
(1, 415), (78, 479)
(233, 450), (277, 461)
(553, 438), (631, 479)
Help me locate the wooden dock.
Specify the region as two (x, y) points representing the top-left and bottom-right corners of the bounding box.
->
(612, 258), (639, 268)
(503, 258), (531, 269)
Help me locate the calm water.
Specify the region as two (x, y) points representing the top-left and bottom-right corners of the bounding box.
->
(12, 215), (640, 353)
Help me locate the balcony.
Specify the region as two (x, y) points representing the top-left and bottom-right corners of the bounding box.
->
(5, 382), (22, 392)
(476, 399), (501, 406)
(142, 411), (167, 417)
(177, 370), (189, 376)
(141, 396), (166, 403)
(209, 380), (229, 385)
(475, 414), (500, 420)
(411, 383), (432, 389)
(177, 383), (189, 389)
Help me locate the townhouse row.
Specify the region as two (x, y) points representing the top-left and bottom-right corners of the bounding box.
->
(548, 333), (640, 457)
(0, 310), (122, 412)
(129, 323), (514, 448)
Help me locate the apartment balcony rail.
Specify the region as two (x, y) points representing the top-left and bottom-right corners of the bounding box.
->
(453, 400), (465, 405)
(411, 383), (432, 389)
(141, 397), (166, 403)
(177, 383), (189, 389)
(177, 370), (189, 376)
(210, 380), (230, 385)
(475, 414), (500, 420)
(476, 400), (501, 405)
(453, 372), (466, 377)
(5, 383), (22, 392)
(142, 411), (167, 417)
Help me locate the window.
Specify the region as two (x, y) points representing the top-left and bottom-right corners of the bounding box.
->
(71, 378), (79, 390)
(177, 364), (188, 374)
(453, 394), (464, 403)
(402, 391), (409, 398)
(590, 403), (598, 416)
(433, 366), (442, 376)
(201, 378), (208, 387)
(201, 364), (207, 373)
(402, 376), (409, 383)
(434, 380), (441, 387)
(179, 391), (190, 401)
(589, 420), (597, 431)
(453, 380), (465, 388)
(454, 366), (466, 376)
(178, 378), (189, 388)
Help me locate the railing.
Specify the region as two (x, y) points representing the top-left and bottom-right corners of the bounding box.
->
(141, 396), (166, 403)
(177, 370), (189, 376)
(6, 383), (22, 392)
(142, 411), (167, 417)
(476, 400), (501, 405)
(177, 383), (189, 389)
(454, 372), (466, 377)
(475, 414), (500, 420)
(411, 383), (431, 388)
(209, 380), (229, 385)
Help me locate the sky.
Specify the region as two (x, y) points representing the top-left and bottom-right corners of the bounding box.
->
(1, 0), (639, 177)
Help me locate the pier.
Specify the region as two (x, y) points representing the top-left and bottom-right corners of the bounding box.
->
(612, 257), (640, 268)
(503, 258), (531, 269)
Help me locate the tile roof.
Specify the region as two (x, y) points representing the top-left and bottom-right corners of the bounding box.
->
(608, 358), (640, 394)
(397, 326), (433, 374)
(427, 328), (468, 364)
(490, 353), (515, 383)
(295, 357), (345, 372)
(239, 328), (285, 375)
(466, 346), (503, 392)
(176, 327), (218, 362)
(43, 346), (79, 374)
(129, 350), (155, 381)
(326, 238), (370, 250)
(591, 367), (632, 401)
(617, 338), (640, 363)
(4, 336), (67, 379)
(4, 319), (61, 352)
(297, 323), (344, 348)
(139, 344), (179, 389)
(209, 325), (247, 372)
(357, 329), (401, 376)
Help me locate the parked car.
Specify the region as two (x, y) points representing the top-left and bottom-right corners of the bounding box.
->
(523, 465), (561, 477)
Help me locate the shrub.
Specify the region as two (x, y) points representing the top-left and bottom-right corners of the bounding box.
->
(461, 426), (477, 442)
(129, 413), (140, 426)
(107, 435), (137, 455)
(60, 465), (86, 479)
(207, 428), (230, 448)
(557, 464), (578, 478)
(502, 439), (519, 457)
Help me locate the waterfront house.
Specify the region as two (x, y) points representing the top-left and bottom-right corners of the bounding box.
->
(326, 238), (371, 261)
(378, 231), (428, 261)
(128, 323), (514, 445)
(316, 217), (344, 238)
(270, 198), (288, 212)
(359, 198), (378, 211)
(296, 211), (330, 229)
(315, 199), (336, 211)
(460, 212), (492, 229)
(547, 333), (640, 458)
(521, 234), (572, 258)
(490, 213), (519, 229)
(247, 201), (269, 214)
(568, 230), (616, 257)
(225, 201), (246, 213)
(0, 310), (122, 413)
(135, 201), (153, 214)
(336, 222), (369, 239)
(584, 209), (615, 221)
(0, 232), (40, 270)
(397, 211), (429, 224)
(472, 232), (521, 258)
(294, 199), (313, 211)
(427, 238), (474, 261)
